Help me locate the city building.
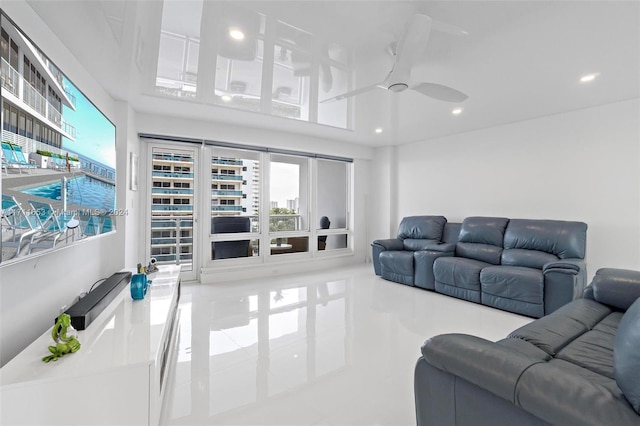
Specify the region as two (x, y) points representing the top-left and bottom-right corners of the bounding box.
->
(150, 148), (195, 264)
(1, 20), (75, 157)
(211, 156), (246, 215)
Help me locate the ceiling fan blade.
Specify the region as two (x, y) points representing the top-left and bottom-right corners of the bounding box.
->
(319, 83), (384, 103)
(389, 14), (432, 84)
(431, 19), (469, 37)
(411, 82), (468, 102)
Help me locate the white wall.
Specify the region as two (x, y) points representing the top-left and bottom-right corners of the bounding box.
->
(391, 99), (640, 277)
(120, 103), (143, 270)
(0, 3), (128, 366)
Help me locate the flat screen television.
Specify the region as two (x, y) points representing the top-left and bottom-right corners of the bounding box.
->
(1, 11), (117, 263)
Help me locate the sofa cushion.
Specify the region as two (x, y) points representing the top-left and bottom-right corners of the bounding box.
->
(555, 312), (622, 379)
(480, 266), (544, 317)
(501, 249), (559, 270)
(503, 219), (587, 259)
(434, 257), (489, 291)
(459, 217), (509, 246)
(433, 257), (490, 303)
(380, 251), (414, 285)
(516, 360), (639, 426)
(456, 217), (509, 264)
(397, 215), (446, 240)
(614, 297), (640, 414)
(481, 266), (544, 305)
(508, 299), (612, 356)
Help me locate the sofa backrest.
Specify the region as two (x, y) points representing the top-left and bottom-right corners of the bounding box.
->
(502, 219), (587, 269)
(455, 217), (509, 265)
(442, 222), (462, 244)
(397, 216), (447, 251)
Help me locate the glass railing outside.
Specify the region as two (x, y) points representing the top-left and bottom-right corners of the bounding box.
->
(152, 171), (194, 178)
(22, 80), (47, 116)
(151, 204), (194, 211)
(211, 174), (243, 181)
(212, 190), (243, 196)
(269, 214), (302, 231)
(153, 154), (194, 163)
(211, 158), (243, 166)
(211, 205), (243, 211)
(1, 59), (19, 97)
(152, 188), (194, 195)
(149, 215), (194, 268)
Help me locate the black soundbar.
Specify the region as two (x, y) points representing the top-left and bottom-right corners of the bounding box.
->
(61, 271), (132, 330)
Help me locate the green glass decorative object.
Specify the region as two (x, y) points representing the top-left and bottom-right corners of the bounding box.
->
(42, 313), (81, 363)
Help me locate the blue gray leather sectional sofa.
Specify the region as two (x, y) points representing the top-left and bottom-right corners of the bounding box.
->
(372, 216), (588, 318)
(415, 268), (640, 425)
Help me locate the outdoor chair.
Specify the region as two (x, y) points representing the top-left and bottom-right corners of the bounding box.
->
(1, 195), (44, 258)
(1, 142), (28, 174)
(27, 200), (77, 253)
(10, 145), (37, 169)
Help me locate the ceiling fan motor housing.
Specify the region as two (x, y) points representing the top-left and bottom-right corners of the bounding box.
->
(388, 83), (409, 93)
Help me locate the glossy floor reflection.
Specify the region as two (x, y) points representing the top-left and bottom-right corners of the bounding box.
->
(162, 264), (532, 425)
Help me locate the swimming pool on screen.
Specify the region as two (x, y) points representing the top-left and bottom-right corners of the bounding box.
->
(21, 175), (116, 211)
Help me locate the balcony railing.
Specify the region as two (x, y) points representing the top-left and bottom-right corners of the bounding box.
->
(1, 59), (19, 97)
(212, 190), (243, 196)
(211, 205), (243, 211)
(212, 158), (243, 166)
(153, 154), (194, 163)
(152, 188), (194, 195)
(22, 78), (47, 116)
(211, 174), (243, 181)
(152, 171), (194, 179)
(47, 104), (63, 127)
(151, 204), (194, 212)
(1, 58), (76, 138)
(269, 214), (303, 232)
(149, 216), (193, 268)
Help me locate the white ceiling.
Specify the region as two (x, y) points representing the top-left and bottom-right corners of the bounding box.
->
(24, 0), (640, 147)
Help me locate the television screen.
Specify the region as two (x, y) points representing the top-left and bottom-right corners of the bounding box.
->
(1, 12), (117, 263)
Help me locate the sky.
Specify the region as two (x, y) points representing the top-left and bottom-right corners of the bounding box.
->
(61, 77), (116, 169)
(270, 162), (299, 208)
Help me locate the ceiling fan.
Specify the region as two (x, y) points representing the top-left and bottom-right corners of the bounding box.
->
(321, 14), (468, 104)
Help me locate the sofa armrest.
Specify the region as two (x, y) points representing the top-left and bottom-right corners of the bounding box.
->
(542, 258), (585, 274)
(583, 268), (640, 311)
(422, 334), (544, 403)
(371, 238), (404, 251)
(541, 259), (588, 313)
(423, 242), (456, 253)
(371, 238), (404, 275)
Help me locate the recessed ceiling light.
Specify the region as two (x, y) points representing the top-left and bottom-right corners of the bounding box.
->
(452, 108), (463, 115)
(579, 73), (600, 83)
(229, 28), (245, 41)
(375, 128), (383, 134)
(221, 95), (232, 102)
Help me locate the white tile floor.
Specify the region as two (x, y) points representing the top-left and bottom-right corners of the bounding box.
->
(162, 264), (532, 426)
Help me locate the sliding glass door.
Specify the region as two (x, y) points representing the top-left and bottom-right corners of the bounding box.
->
(146, 143), (199, 281)
(209, 147), (261, 261)
(144, 136), (352, 281)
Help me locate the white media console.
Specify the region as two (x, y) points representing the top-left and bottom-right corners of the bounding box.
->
(0, 265), (181, 425)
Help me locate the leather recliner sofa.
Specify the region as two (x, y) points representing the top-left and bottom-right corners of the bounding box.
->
(372, 216), (587, 318)
(415, 268), (640, 426)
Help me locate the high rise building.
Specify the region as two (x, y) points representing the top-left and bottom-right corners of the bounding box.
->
(211, 157), (246, 215)
(1, 21), (76, 157)
(149, 154), (260, 265)
(150, 149), (195, 265)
